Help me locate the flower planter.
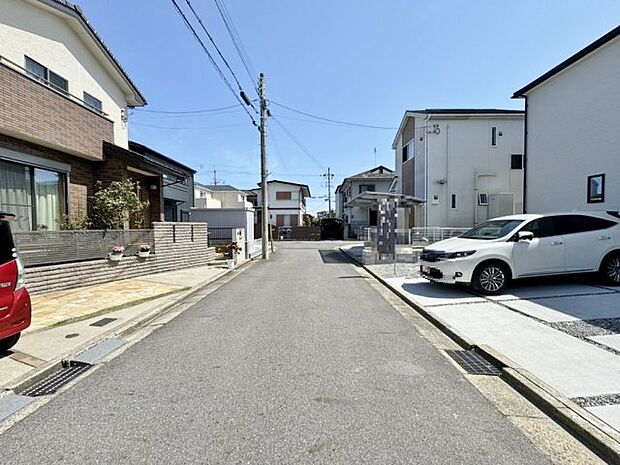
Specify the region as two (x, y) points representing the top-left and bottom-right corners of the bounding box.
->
(226, 259), (235, 270)
(108, 253), (123, 262)
(138, 251), (150, 258)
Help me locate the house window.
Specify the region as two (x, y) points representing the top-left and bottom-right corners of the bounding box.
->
(290, 215), (299, 226)
(25, 56), (68, 95)
(478, 193), (489, 206)
(587, 174), (605, 203)
(491, 126), (497, 146)
(0, 159), (66, 232)
(276, 214), (285, 226)
(276, 191), (292, 200)
(511, 154), (523, 169)
(450, 194), (457, 209)
(402, 144), (409, 163)
(359, 184), (376, 194)
(83, 92), (103, 113)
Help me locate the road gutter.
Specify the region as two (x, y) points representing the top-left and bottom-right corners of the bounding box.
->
(339, 246), (620, 465)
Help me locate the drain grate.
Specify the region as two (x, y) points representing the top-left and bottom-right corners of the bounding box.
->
(90, 318), (118, 327)
(445, 350), (502, 376)
(21, 361), (92, 397)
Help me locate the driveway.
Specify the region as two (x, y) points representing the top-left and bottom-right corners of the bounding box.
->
(381, 272), (620, 434)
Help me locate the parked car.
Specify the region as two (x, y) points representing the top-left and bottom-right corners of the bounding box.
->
(0, 212), (31, 352)
(420, 211), (620, 295)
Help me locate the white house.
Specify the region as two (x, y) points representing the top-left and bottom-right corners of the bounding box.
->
(392, 109), (525, 228)
(249, 180), (310, 228)
(191, 184), (255, 241)
(513, 25), (620, 213)
(335, 166), (396, 237)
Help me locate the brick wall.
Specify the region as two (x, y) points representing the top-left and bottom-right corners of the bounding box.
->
(0, 63), (114, 160)
(24, 223), (217, 295)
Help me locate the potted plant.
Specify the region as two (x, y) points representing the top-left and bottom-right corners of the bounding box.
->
(226, 242), (242, 269)
(108, 245), (124, 262)
(138, 244), (151, 258)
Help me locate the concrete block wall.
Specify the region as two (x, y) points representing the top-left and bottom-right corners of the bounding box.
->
(25, 223), (217, 295)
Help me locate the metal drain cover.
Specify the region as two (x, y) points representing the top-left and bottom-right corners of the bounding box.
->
(90, 318), (117, 327)
(445, 350), (502, 376)
(21, 362), (92, 397)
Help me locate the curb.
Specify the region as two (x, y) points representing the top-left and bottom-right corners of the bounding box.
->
(5, 259), (256, 396)
(338, 246), (620, 464)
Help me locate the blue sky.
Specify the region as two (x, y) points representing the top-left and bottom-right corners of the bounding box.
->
(78, 0), (620, 214)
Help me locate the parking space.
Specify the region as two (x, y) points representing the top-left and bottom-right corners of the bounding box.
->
(384, 275), (620, 434)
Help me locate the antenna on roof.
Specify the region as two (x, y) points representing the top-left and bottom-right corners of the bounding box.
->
(374, 147), (377, 165)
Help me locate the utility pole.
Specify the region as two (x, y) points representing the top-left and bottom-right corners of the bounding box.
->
(323, 167), (334, 217)
(258, 73), (269, 259)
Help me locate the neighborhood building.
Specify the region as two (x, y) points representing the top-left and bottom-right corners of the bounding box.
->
(0, 0), (196, 230)
(248, 180), (310, 228)
(391, 109), (525, 228)
(128, 141), (195, 222)
(335, 166), (396, 238)
(512, 25), (620, 213)
(192, 183), (255, 242)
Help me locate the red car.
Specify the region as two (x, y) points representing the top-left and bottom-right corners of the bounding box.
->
(0, 212), (31, 352)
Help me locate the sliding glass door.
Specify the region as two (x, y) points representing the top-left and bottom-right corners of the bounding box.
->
(0, 160), (66, 231)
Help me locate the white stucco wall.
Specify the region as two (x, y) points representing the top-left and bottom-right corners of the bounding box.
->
(0, 0), (132, 146)
(524, 36), (620, 213)
(254, 182), (308, 225)
(426, 116), (524, 227)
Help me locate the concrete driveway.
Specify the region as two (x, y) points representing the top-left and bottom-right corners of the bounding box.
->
(384, 273), (620, 434)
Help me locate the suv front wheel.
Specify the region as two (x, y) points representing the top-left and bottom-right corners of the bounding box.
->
(472, 262), (510, 295)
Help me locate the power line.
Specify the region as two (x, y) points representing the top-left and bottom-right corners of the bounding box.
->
(270, 100), (397, 130)
(212, 0), (258, 88)
(133, 104), (241, 115)
(183, 0), (245, 93)
(170, 0), (257, 126)
(132, 121), (248, 130)
(270, 115), (325, 170)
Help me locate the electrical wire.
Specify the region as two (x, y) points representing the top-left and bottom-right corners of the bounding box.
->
(133, 104), (241, 115)
(212, 0), (258, 88)
(270, 100), (397, 130)
(270, 115), (325, 170)
(170, 0), (257, 126)
(132, 121), (248, 130)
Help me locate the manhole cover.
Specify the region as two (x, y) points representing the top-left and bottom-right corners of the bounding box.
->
(21, 362), (92, 397)
(445, 350), (502, 376)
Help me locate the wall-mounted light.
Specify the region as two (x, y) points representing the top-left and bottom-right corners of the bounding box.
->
(149, 184), (158, 191)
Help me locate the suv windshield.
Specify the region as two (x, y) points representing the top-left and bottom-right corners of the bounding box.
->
(461, 219), (524, 240)
(0, 220), (16, 265)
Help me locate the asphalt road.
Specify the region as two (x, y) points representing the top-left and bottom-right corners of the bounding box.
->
(0, 242), (549, 464)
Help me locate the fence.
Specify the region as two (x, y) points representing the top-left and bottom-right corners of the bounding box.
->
(361, 227), (470, 246)
(207, 227), (234, 246)
(14, 229), (155, 267)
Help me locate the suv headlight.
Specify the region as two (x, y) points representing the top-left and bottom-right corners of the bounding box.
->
(15, 257), (26, 291)
(443, 250), (476, 259)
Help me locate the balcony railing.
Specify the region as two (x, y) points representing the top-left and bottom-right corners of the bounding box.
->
(0, 54), (109, 118)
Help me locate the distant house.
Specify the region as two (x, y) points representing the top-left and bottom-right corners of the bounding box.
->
(392, 109), (525, 228)
(0, 0), (199, 230)
(128, 142), (195, 222)
(249, 180), (310, 228)
(513, 25), (620, 212)
(335, 166), (396, 237)
(192, 183), (255, 240)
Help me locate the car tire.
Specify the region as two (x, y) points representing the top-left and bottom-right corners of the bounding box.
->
(0, 333), (20, 353)
(601, 252), (620, 286)
(472, 262), (510, 295)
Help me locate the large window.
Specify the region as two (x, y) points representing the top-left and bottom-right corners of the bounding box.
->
(0, 160), (66, 232)
(83, 92), (103, 113)
(359, 184), (376, 194)
(25, 56), (69, 95)
(276, 191), (292, 200)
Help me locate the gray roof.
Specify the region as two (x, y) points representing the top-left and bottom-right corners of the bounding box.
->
(195, 183), (242, 192)
(347, 165), (395, 180)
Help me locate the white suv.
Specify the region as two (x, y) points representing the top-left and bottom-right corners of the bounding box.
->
(419, 211), (620, 295)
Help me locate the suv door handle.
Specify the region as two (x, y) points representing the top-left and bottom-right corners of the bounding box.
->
(551, 240), (563, 246)
(599, 236), (611, 240)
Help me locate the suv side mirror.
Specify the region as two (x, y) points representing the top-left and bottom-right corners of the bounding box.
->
(518, 231), (534, 241)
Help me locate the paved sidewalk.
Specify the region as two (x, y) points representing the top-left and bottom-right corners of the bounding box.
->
(341, 245), (620, 437)
(0, 264), (228, 390)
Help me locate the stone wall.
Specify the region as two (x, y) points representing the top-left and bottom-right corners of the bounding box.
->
(25, 223), (217, 295)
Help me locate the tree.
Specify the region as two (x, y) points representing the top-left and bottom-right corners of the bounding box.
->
(89, 180), (149, 230)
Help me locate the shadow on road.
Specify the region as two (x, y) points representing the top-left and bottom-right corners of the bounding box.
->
(318, 250), (351, 264)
